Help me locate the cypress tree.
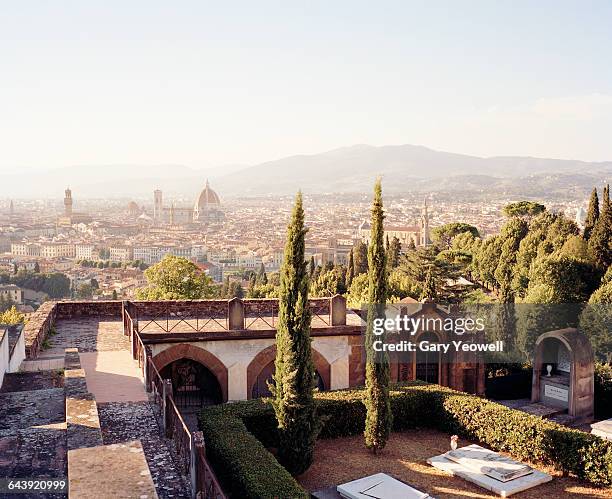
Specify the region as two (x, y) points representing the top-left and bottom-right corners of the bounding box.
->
(589, 184), (612, 269)
(388, 236), (401, 269)
(354, 241), (369, 275)
(256, 262), (267, 285)
(583, 187), (600, 240)
(309, 256), (316, 277)
(270, 192), (319, 474)
(420, 268), (436, 301)
(346, 249), (354, 288)
(364, 179), (393, 453)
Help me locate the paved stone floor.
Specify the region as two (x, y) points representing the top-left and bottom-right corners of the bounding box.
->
(98, 402), (190, 499)
(0, 388), (67, 499)
(44, 319), (129, 355)
(0, 371), (63, 393)
(0, 388), (65, 434)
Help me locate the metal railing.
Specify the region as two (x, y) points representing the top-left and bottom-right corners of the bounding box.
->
(122, 297), (342, 334)
(122, 308), (227, 499)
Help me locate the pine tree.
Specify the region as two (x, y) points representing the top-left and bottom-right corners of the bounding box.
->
(583, 187), (600, 240)
(589, 184), (612, 269)
(364, 179), (393, 453)
(346, 249), (355, 288)
(270, 192), (319, 475)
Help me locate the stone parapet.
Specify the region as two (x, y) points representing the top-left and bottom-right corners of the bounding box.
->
(23, 301), (58, 359)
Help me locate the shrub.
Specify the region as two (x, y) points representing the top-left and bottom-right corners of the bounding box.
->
(595, 362), (612, 420)
(200, 383), (612, 497)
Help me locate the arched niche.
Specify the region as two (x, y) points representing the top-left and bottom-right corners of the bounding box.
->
(531, 328), (594, 422)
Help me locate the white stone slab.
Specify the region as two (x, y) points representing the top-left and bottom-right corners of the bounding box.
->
(445, 444), (533, 482)
(337, 473), (431, 499)
(428, 449), (552, 498)
(591, 418), (612, 441)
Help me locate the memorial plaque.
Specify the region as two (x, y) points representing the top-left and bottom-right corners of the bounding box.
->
(544, 384), (568, 402)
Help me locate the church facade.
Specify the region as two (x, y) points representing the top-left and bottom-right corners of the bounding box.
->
(152, 180), (224, 226)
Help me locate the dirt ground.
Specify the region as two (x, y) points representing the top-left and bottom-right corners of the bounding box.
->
(297, 430), (612, 498)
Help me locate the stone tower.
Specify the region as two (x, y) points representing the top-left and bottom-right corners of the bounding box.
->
(420, 197), (430, 247)
(64, 188), (73, 217)
(153, 189), (163, 222)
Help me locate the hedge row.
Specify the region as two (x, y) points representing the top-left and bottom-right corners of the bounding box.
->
(199, 382), (612, 498)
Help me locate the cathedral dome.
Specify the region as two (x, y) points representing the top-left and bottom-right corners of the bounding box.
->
(193, 180), (223, 222)
(194, 180), (220, 210)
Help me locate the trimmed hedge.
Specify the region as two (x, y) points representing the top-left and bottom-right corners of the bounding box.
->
(200, 383), (612, 498)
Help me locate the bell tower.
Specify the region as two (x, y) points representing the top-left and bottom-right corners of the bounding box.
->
(420, 197), (430, 247)
(64, 187), (73, 217)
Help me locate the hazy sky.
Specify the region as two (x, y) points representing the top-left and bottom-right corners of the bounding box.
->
(1, 1), (612, 173)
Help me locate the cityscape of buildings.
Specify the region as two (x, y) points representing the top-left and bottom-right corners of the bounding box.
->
(0, 179), (590, 309)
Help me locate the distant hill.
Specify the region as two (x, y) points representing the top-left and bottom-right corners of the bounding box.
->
(1, 144), (610, 198)
(212, 144), (612, 196)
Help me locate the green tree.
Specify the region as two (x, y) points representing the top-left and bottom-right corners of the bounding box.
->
(309, 256), (316, 278)
(112, 289), (118, 300)
(257, 262), (268, 285)
(34, 262), (40, 273)
(580, 269), (612, 362)
(310, 266), (346, 297)
(364, 179), (392, 453)
(502, 201), (545, 219)
(270, 192), (319, 475)
(346, 273), (369, 308)
(589, 184), (612, 269)
(76, 283), (93, 299)
(494, 217), (529, 302)
(432, 223), (480, 249)
(0, 305), (25, 325)
(354, 241), (368, 275)
(387, 236), (402, 269)
(228, 281), (244, 299)
(346, 249), (355, 288)
(583, 187), (600, 240)
(135, 255), (214, 299)
(420, 268), (436, 301)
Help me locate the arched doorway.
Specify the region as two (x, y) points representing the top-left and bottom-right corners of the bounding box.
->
(151, 344), (229, 403)
(247, 344), (331, 399)
(251, 359), (326, 399)
(415, 331), (440, 384)
(161, 358), (222, 407)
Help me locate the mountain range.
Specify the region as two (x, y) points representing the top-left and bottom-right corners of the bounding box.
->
(1, 144), (610, 199)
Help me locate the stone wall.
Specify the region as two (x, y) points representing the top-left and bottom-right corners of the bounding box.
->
(56, 301), (123, 319)
(23, 301), (58, 359)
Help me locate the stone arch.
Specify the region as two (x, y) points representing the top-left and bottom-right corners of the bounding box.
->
(246, 344), (331, 399)
(152, 344), (228, 402)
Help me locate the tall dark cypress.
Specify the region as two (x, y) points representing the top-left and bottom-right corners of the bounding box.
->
(346, 249), (355, 288)
(270, 192), (319, 475)
(589, 185), (612, 269)
(420, 268), (436, 301)
(364, 179), (393, 452)
(584, 188), (600, 240)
